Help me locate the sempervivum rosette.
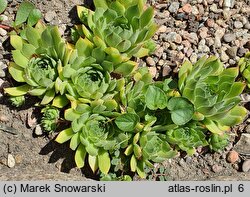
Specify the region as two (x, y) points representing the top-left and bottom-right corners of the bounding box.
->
(5, 22), (71, 107)
(76, 0), (157, 59)
(178, 56), (247, 134)
(55, 111), (119, 175)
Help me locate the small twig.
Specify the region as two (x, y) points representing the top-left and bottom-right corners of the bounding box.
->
(0, 124), (18, 135)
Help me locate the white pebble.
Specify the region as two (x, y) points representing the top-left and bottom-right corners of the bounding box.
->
(0, 28), (7, 36)
(34, 125), (43, 136)
(7, 154), (15, 168)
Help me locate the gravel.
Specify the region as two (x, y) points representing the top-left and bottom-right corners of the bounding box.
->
(150, 0), (250, 73)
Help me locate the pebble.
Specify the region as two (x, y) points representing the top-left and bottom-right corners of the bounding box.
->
(146, 57), (155, 66)
(157, 25), (167, 33)
(177, 51), (185, 60)
(0, 28), (7, 36)
(148, 67), (157, 78)
(220, 50), (229, 62)
(206, 18), (215, 27)
(45, 11), (57, 22)
(196, 4), (204, 14)
(7, 154), (15, 168)
(223, 0), (235, 8)
(242, 160), (250, 172)
(241, 93), (250, 103)
(0, 15), (8, 21)
(234, 21), (243, 29)
(198, 27), (208, 39)
(165, 32), (182, 44)
(181, 4), (192, 14)
(157, 59), (164, 66)
(15, 155), (22, 164)
(241, 6), (250, 14)
(240, 16), (248, 25)
(27, 111), (37, 128)
(206, 37), (215, 46)
(0, 78), (4, 87)
(214, 37), (222, 48)
(190, 53), (198, 63)
(226, 150), (239, 163)
(223, 8), (231, 20)
(244, 23), (250, 30)
(215, 29), (225, 40)
(168, 2), (180, 13)
(226, 47), (237, 58)
(228, 59), (236, 65)
(34, 124), (43, 136)
(182, 32), (199, 44)
(237, 47), (247, 57)
(210, 4), (218, 13)
(212, 164), (223, 173)
(207, 0), (215, 4)
(154, 47), (164, 58)
(58, 25), (67, 35)
(232, 163), (239, 170)
(198, 39), (210, 53)
(186, 48), (193, 57)
(0, 114), (8, 122)
(223, 33), (236, 43)
(175, 34), (182, 44)
(170, 43), (177, 50)
(192, 6), (199, 15)
(234, 133), (250, 155)
(178, 158), (186, 167)
(0, 61), (7, 70)
(0, 69), (5, 78)
(182, 40), (191, 48)
(185, 156), (192, 163)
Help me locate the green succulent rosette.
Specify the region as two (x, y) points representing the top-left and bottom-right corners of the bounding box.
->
(166, 124), (208, 155)
(80, 114), (117, 154)
(76, 0), (157, 58)
(208, 133), (229, 152)
(73, 0), (157, 76)
(140, 132), (177, 162)
(41, 106), (60, 132)
(56, 111), (119, 175)
(5, 22), (70, 107)
(178, 56), (247, 134)
(63, 64), (117, 102)
(9, 95), (25, 107)
(239, 52), (250, 88)
(116, 112), (177, 178)
(55, 96), (123, 175)
(127, 131), (177, 179)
